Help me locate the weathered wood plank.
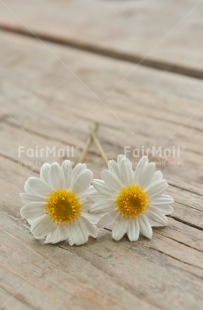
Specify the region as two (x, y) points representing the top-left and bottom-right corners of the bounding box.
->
(0, 31), (203, 191)
(0, 31), (203, 310)
(0, 158), (203, 310)
(0, 122), (203, 232)
(0, 0), (203, 77)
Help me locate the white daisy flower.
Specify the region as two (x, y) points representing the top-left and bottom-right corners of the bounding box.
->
(20, 161), (97, 245)
(90, 155), (174, 241)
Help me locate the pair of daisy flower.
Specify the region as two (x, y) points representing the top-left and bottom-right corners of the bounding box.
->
(20, 155), (174, 245)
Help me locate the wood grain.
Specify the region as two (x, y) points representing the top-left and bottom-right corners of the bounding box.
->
(0, 31), (203, 190)
(0, 158), (203, 310)
(0, 28), (203, 310)
(0, 0), (203, 78)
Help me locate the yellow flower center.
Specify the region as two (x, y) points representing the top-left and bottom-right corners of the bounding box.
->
(116, 185), (149, 218)
(46, 189), (82, 224)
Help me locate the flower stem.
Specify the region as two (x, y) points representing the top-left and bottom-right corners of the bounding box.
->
(79, 122), (98, 163)
(90, 125), (108, 166)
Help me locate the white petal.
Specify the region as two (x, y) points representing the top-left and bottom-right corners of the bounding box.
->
(146, 180), (168, 199)
(24, 177), (52, 197)
(138, 162), (156, 188)
(62, 160), (73, 189)
(72, 169), (93, 196)
(117, 154), (126, 163)
(45, 225), (68, 244)
(82, 213), (103, 225)
(20, 202), (45, 219)
(134, 156), (148, 183)
(21, 207), (43, 220)
(40, 163), (51, 184)
(112, 215), (128, 241)
(108, 160), (120, 178)
(90, 199), (115, 214)
(31, 215), (56, 239)
(151, 194), (174, 206)
(68, 217), (89, 245)
(49, 162), (64, 189)
(80, 216), (97, 238)
(87, 185), (96, 195)
(88, 192), (111, 201)
(20, 193), (46, 204)
(81, 195), (92, 211)
(72, 163), (87, 186)
(146, 210), (168, 227)
(149, 205), (174, 215)
(139, 215), (152, 239)
(119, 157), (134, 185)
(101, 170), (122, 193)
(27, 219), (37, 226)
(152, 171), (163, 183)
(127, 218), (140, 241)
(22, 201), (46, 208)
(97, 210), (117, 228)
(93, 179), (113, 196)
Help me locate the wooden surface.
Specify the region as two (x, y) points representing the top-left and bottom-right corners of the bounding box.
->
(0, 0), (203, 78)
(0, 1), (203, 310)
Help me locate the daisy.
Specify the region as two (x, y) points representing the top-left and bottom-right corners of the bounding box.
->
(20, 161), (97, 245)
(90, 155), (174, 241)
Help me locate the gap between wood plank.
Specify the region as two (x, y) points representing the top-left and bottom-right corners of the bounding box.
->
(1, 117), (203, 198)
(2, 211), (202, 255)
(0, 25), (203, 80)
(0, 151), (202, 233)
(0, 225), (164, 310)
(57, 245), (168, 310)
(170, 216), (203, 231)
(1, 149), (201, 199)
(142, 245), (203, 279)
(155, 232), (203, 254)
(2, 118), (203, 196)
